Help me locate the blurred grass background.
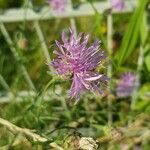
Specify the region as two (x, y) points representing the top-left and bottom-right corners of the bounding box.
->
(0, 0), (150, 149)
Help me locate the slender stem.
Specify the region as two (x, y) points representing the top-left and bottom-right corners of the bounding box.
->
(28, 1), (53, 71)
(131, 11), (147, 110)
(107, 0), (113, 126)
(34, 21), (53, 70)
(0, 74), (14, 100)
(131, 45), (143, 110)
(0, 74), (10, 91)
(68, 0), (77, 37)
(0, 23), (36, 92)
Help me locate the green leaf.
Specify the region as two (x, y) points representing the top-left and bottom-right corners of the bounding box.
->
(115, 0), (148, 66)
(140, 12), (148, 45)
(145, 54), (150, 71)
(140, 11), (150, 71)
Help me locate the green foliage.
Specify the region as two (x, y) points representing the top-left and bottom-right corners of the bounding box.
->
(0, 0), (150, 149)
(0, 0), (24, 9)
(115, 0), (148, 67)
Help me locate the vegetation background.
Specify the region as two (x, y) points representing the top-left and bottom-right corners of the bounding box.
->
(0, 0), (149, 149)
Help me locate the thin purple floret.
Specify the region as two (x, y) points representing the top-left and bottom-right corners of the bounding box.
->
(50, 28), (108, 100)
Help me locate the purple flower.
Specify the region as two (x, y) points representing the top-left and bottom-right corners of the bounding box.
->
(116, 72), (137, 98)
(48, 0), (67, 12)
(51, 29), (108, 100)
(111, 0), (125, 11)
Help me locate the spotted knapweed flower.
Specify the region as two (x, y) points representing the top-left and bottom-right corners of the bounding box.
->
(51, 29), (108, 100)
(116, 72), (137, 98)
(48, 0), (67, 12)
(111, 0), (125, 11)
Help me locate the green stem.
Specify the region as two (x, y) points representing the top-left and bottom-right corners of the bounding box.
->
(0, 74), (11, 92)
(0, 23), (36, 92)
(107, 0), (113, 126)
(68, 0), (77, 37)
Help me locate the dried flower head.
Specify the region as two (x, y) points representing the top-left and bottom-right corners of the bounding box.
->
(51, 29), (108, 100)
(79, 137), (98, 150)
(116, 72), (137, 98)
(48, 0), (67, 12)
(111, 0), (125, 11)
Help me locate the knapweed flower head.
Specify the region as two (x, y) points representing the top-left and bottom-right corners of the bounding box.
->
(111, 0), (125, 11)
(116, 72), (137, 98)
(51, 29), (108, 100)
(48, 0), (67, 12)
